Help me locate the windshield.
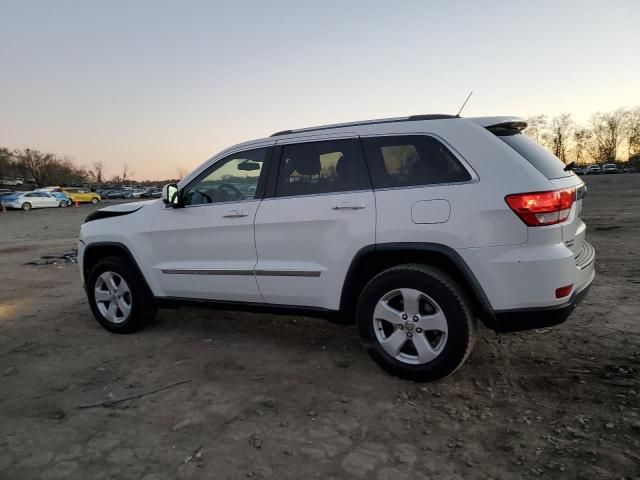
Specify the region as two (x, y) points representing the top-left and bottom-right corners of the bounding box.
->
(495, 132), (573, 180)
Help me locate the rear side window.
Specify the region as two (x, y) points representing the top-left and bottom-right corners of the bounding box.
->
(276, 139), (370, 197)
(361, 135), (471, 189)
(497, 133), (572, 180)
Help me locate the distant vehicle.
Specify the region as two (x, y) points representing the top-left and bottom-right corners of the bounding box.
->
(623, 166), (637, 173)
(140, 187), (162, 198)
(0, 178), (21, 186)
(572, 167), (588, 175)
(105, 190), (126, 199)
(125, 189), (147, 199)
(62, 188), (101, 204)
(1, 191), (68, 210)
(35, 187), (72, 207)
(586, 165), (602, 175)
(0, 189), (15, 200)
(602, 163), (618, 174)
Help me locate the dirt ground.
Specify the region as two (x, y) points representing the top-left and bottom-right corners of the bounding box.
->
(1, 175), (639, 480)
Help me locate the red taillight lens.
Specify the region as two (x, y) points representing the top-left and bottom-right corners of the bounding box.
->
(505, 188), (575, 226)
(555, 285), (573, 298)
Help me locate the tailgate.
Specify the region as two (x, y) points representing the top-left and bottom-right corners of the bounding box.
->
(549, 175), (587, 257)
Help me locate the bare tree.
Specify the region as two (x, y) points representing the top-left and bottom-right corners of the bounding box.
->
(14, 149), (56, 186)
(524, 115), (547, 143)
(0, 147), (14, 179)
(121, 164), (132, 184)
(573, 128), (591, 165)
(589, 109), (628, 163)
(546, 114), (574, 163)
(176, 167), (188, 179)
(92, 161), (105, 184)
(626, 106), (640, 160)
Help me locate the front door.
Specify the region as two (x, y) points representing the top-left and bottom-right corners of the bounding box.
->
(150, 145), (273, 302)
(254, 136), (375, 309)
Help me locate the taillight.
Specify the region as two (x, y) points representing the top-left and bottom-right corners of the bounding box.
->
(505, 188), (575, 226)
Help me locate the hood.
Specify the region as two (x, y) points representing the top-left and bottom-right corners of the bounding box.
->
(84, 199), (158, 223)
(99, 199), (158, 213)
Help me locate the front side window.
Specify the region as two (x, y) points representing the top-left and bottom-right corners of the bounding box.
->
(276, 139), (369, 197)
(361, 135), (471, 189)
(182, 147), (269, 206)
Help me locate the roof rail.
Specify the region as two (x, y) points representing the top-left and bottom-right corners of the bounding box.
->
(270, 114), (457, 137)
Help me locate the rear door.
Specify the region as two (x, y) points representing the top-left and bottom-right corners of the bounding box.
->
(253, 135), (375, 309)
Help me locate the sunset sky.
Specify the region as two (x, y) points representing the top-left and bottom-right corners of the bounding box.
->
(1, 0), (639, 180)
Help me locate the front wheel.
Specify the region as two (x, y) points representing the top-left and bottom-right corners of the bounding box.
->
(357, 264), (475, 382)
(21, 202), (32, 211)
(59, 201), (68, 208)
(86, 256), (157, 333)
(91, 197), (99, 204)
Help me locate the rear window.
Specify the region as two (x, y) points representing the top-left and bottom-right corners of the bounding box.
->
(496, 132), (572, 180)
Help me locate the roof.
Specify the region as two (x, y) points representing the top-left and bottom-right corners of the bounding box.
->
(468, 116), (526, 128)
(270, 114), (457, 137)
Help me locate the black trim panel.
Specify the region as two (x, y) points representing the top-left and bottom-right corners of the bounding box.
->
(82, 242), (153, 294)
(85, 207), (142, 223)
(155, 296), (340, 321)
(492, 282), (591, 333)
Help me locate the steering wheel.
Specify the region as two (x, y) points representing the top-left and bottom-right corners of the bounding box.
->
(217, 183), (244, 201)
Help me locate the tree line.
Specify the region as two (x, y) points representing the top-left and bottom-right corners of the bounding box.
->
(0, 147), (144, 187)
(524, 106), (640, 165)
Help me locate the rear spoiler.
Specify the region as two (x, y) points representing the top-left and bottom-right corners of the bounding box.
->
(469, 116), (527, 136)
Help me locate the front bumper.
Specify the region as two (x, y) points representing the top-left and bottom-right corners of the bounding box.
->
(491, 268), (594, 333)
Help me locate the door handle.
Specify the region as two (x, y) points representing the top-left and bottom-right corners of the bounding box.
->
(332, 201), (366, 210)
(223, 209), (249, 218)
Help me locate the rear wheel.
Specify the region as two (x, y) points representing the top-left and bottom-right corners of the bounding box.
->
(357, 264), (475, 382)
(21, 202), (32, 211)
(86, 255), (157, 333)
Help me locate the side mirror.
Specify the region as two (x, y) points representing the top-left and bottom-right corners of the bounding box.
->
(162, 183), (180, 207)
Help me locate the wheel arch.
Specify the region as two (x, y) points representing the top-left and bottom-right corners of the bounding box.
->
(83, 242), (153, 294)
(340, 243), (497, 329)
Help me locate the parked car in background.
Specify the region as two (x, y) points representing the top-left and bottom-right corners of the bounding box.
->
(140, 187), (162, 198)
(0, 178), (21, 186)
(586, 165), (602, 175)
(63, 188), (101, 204)
(35, 187), (72, 207)
(1, 191), (67, 210)
(623, 166), (637, 173)
(602, 163), (618, 174)
(572, 167), (588, 175)
(125, 189), (147, 199)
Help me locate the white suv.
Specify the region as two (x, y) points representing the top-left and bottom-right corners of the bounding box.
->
(78, 114), (595, 381)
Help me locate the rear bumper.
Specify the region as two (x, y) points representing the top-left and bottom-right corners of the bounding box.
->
(492, 268), (594, 333)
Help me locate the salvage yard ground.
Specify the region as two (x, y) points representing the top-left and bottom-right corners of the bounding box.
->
(1, 175), (639, 479)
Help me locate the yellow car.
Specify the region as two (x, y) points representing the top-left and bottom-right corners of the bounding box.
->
(63, 188), (101, 204)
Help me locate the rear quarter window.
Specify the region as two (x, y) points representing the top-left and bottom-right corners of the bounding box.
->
(497, 133), (572, 180)
(361, 135), (471, 189)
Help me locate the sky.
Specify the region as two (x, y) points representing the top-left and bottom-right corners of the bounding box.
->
(1, 0), (638, 181)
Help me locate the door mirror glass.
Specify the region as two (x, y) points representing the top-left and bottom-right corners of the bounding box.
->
(162, 183), (179, 206)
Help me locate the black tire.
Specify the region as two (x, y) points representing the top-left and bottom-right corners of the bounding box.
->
(59, 201), (68, 208)
(356, 263), (475, 382)
(21, 202), (31, 211)
(91, 197), (99, 204)
(86, 255), (157, 333)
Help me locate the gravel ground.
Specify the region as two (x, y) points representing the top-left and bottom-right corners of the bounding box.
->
(1, 176), (639, 480)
